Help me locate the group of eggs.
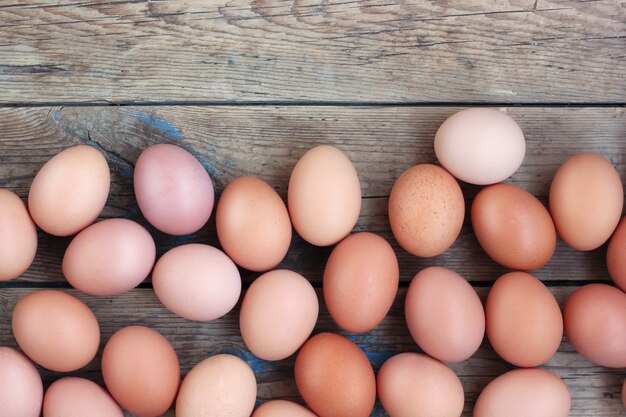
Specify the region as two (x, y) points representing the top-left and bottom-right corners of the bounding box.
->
(1, 107), (625, 417)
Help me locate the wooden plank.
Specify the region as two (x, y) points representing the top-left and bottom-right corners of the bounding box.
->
(0, 287), (624, 417)
(0, 1), (624, 104)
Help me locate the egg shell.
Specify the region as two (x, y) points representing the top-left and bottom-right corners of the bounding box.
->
(405, 267), (485, 362)
(288, 145), (361, 246)
(388, 164), (464, 257)
(377, 352), (464, 417)
(0, 189), (37, 281)
(12, 290), (100, 372)
(134, 143), (214, 235)
(43, 377), (123, 417)
(549, 152), (623, 251)
(607, 216), (626, 292)
(622, 379), (626, 408)
(563, 283), (626, 368)
(216, 176), (292, 272)
(434, 108), (526, 185)
(240, 270), (318, 360)
(323, 232), (399, 333)
(474, 368), (571, 417)
(62, 218), (156, 296)
(253, 400), (318, 417)
(176, 354), (257, 417)
(486, 272), (562, 367)
(152, 243), (241, 321)
(471, 183), (556, 270)
(0, 347), (43, 417)
(102, 326), (180, 417)
(295, 333), (375, 417)
(28, 145), (110, 236)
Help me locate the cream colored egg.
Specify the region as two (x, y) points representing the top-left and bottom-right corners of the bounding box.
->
(43, 377), (123, 417)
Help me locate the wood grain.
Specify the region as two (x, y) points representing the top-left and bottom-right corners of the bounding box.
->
(0, 1), (624, 104)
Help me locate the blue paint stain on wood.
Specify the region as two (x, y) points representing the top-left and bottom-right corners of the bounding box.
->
(227, 59), (236, 65)
(344, 334), (395, 370)
(218, 346), (275, 373)
(136, 112), (184, 140)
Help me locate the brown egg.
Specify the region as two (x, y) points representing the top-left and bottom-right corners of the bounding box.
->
(28, 145), (110, 236)
(217, 176), (292, 272)
(102, 326), (180, 417)
(563, 284), (626, 368)
(252, 400), (317, 417)
(176, 354), (257, 417)
(323, 232), (399, 333)
(607, 216), (626, 292)
(377, 352), (464, 417)
(405, 267), (485, 362)
(486, 272), (562, 367)
(0, 189), (37, 281)
(388, 164), (464, 257)
(0, 347), (43, 417)
(43, 377), (123, 417)
(12, 290), (100, 372)
(474, 368), (571, 417)
(472, 183), (556, 270)
(295, 333), (375, 417)
(288, 145), (361, 246)
(623, 379), (626, 408)
(549, 152), (623, 251)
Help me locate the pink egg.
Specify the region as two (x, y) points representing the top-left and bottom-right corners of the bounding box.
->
(134, 144), (214, 235)
(0, 347), (43, 417)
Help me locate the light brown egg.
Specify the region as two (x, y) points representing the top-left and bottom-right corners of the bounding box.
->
(388, 164), (464, 257)
(28, 145), (110, 236)
(0, 189), (37, 281)
(288, 145), (361, 246)
(474, 368), (571, 417)
(253, 400), (318, 417)
(405, 267), (485, 362)
(486, 272), (562, 367)
(176, 354), (257, 417)
(563, 284), (626, 368)
(43, 377), (123, 417)
(217, 176), (292, 272)
(102, 326), (180, 417)
(12, 290), (100, 372)
(377, 352), (464, 417)
(323, 232), (399, 333)
(0, 347), (43, 417)
(607, 216), (626, 292)
(240, 269), (319, 360)
(549, 152), (623, 250)
(472, 183), (556, 270)
(295, 333), (375, 417)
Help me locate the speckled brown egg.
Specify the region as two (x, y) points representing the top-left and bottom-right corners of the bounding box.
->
(388, 164), (464, 257)
(0, 189), (37, 281)
(607, 216), (626, 292)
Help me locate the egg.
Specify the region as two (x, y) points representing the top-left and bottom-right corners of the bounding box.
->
(62, 218), (156, 296)
(102, 326), (180, 417)
(176, 354), (257, 417)
(152, 244), (241, 321)
(623, 379), (626, 408)
(295, 333), (375, 417)
(12, 290), (100, 372)
(43, 377), (123, 417)
(434, 108), (526, 185)
(563, 283), (626, 368)
(0, 347), (43, 417)
(323, 232), (399, 333)
(471, 183), (556, 270)
(288, 145), (361, 246)
(28, 145), (110, 236)
(474, 368), (571, 417)
(405, 267), (485, 362)
(216, 176), (292, 272)
(0, 189), (37, 281)
(240, 269), (318, 360)
(134, 143), (214, 235)
(377, 352), (464, 417)
(607, 216), (626, 292)
(549, 152), (623, 251)
(486, 272), (562, 367)
(388, 164), (464, 257)
(252, 400), (318, 417)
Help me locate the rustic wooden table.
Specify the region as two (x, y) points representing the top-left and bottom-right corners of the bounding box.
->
(1, 1), (625, 416)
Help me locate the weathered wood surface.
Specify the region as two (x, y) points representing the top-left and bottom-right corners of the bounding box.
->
(0, 0), (625, 104)
(0, 287), (624, 417)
